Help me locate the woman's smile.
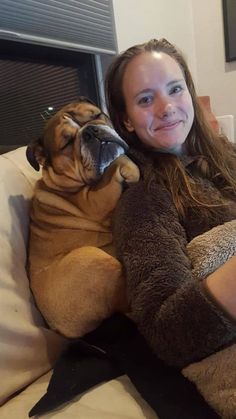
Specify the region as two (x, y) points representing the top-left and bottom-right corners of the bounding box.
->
(154, 120), (182, 131)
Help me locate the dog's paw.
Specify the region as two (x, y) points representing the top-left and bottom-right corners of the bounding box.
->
(117, 155), (140, 183)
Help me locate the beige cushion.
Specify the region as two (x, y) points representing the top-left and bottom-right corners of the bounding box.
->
(0, 147), (66, 405)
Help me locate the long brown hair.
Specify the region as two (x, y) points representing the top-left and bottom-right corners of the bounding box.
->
(105, 38), (236, 218)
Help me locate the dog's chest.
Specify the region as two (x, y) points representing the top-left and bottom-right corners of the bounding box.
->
(30, 189), (114, 263)
(32, 188), (112, 231)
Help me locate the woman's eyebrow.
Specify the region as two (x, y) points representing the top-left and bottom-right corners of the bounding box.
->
(167, 79), (185, 86)
(134, 80), (185, 98)
(134, 88), (153, 98)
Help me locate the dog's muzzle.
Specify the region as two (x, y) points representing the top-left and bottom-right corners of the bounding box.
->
(81, 124), (128, 176)
(82, 125), (128, 150)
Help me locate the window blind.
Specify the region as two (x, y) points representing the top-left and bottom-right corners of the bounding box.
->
(0, 0), (117, 55)
(0, 51), (99, 149)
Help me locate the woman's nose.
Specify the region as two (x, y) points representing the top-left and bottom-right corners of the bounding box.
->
(154, 98), (175, 118)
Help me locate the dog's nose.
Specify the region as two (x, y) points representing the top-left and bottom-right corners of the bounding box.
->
(83, 125), (99, 142)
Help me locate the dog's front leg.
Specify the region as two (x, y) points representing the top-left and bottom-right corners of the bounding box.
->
(76, 155), (140, 221)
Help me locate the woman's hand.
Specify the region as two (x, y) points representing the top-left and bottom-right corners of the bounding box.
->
(204, 255), (236, 320)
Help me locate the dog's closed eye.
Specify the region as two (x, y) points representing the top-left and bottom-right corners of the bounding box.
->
(61, 135), (75, 150)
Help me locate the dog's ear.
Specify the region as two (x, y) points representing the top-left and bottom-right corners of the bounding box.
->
(26, 138), (47, 171)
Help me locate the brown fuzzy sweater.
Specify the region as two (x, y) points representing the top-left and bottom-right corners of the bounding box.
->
(113, 147), (236, 369)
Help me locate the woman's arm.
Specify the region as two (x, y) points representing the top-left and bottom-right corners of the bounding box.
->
(204, 256), (236, 319)
(113, 181), (236, 368)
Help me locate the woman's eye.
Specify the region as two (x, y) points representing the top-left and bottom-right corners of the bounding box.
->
(137, 96), (153, 106)
(170, 85), (183, 94)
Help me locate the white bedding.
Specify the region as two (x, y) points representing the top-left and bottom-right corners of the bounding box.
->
(1, 372), (158, 418)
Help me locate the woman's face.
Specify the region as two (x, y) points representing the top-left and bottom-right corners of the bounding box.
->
(122, 52), (194, 154)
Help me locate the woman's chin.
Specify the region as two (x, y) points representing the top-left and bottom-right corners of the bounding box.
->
(151, 138), (184, 155)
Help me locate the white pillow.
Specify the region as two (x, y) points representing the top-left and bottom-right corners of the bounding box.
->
(0, 147), (66, 405)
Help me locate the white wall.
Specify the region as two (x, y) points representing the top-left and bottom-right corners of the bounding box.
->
(112, 0), (236, 137)
(191, 0), (236, 135)
(112, 0), (198, 82)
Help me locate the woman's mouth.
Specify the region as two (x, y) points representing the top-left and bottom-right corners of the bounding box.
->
(155, 121), (182, 131)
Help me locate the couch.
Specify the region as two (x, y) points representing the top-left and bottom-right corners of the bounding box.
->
(0, 146), (158, 418)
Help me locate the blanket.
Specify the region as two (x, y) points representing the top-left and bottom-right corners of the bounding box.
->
(29, 314), (218, 418)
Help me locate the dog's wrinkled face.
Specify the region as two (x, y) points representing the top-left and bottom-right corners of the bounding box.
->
(26, 100), (128, 189)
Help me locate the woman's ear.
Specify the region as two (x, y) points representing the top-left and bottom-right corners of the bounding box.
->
(123, 116), (134, 132)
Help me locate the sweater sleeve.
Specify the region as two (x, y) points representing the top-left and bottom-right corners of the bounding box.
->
(113, 181), (236, 368)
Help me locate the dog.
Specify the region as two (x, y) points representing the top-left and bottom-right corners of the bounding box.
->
(26, 98), (140, 338)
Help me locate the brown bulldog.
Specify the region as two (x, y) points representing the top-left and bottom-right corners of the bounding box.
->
(26, 98), (139, 338)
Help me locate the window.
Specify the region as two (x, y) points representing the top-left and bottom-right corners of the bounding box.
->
(0, 0), (117, 152)
(0, 40), (101, 152)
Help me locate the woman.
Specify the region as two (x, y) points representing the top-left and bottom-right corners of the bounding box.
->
(105, 38), (236, 368)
